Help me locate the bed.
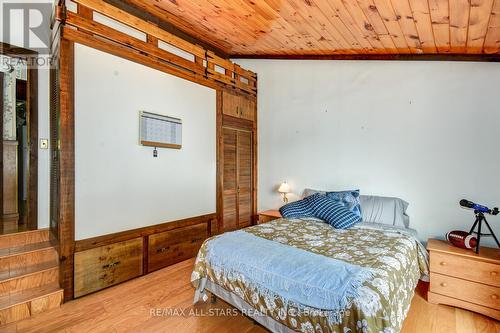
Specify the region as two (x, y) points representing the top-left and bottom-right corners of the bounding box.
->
(192, 197), (429, 333)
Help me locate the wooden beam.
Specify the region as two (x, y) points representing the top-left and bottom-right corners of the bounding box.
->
(71, 0), (206, 58)
(103, 0), (229, 58)
(230, 53), (500, 62)
(64, 11), (205, 75)
(58, 38), (75, 302)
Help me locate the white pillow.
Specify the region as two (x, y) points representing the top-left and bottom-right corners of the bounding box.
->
(359, 195), (410, 228)
(302, 188), (410, 228)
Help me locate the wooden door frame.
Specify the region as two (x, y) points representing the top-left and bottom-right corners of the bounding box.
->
(0, 42), (38, 231)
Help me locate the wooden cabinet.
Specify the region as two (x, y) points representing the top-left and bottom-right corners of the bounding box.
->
(74, 238), (143, 298)
(258, 210), (282, 224)
(222, 91), (256, 121)
(148, 223), (208, 272)
(221, 127), (253, 232)
(427, 239), (500, 320)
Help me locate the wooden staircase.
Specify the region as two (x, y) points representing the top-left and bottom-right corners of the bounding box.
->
(0, 229), (63, 325)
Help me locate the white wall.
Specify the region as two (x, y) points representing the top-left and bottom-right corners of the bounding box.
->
(75, 44), (216, 240)
(236, 59), (500, 245)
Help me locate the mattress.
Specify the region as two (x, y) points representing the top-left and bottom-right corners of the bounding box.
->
(192, 218), (429, 333)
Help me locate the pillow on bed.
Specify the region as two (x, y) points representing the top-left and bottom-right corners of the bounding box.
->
(326, 190), (362, 218)
(306, 194), (361, 229)
(303, 188), (410, 228)
(279, 198), (315, 219)
(359, 195), (410, 228)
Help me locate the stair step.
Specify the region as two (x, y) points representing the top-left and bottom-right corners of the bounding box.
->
(0, 260), (58, 282)
(0, 242), (58, 272)
(0, 283), (63, 325)
(0, 261), (59, 297)
(0, 241), (53, 259)
(0, 229), (49, 250)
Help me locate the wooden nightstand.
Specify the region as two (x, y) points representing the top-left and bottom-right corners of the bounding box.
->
(427, 239), (500, 320)
(257, 210), (282, 224)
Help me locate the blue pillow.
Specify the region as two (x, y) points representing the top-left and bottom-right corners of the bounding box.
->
(279, 198), (315, 218)
(306, 194), (361, 229)
(326, 190), (362, 218)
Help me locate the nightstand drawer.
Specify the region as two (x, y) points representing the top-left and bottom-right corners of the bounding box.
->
(430, 273), (500, 309)
(430, 252), (499, 287)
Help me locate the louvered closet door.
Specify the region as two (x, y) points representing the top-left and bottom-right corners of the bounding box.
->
(237, 130), (252, 228)
(222, 128), (238, 232)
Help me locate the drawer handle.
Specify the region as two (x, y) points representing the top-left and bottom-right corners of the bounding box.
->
(439, 262), (447, 266)
(440, 282), (447, 287)
(102, 261), (121, 269)
(191, 237), (203, 243)
(491, 271), (498, 276)
(491, 294), (498, 300)
(157, 247), (168, 253)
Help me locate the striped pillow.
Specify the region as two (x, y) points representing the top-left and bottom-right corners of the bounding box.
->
(307, 194), (361, 229)
(279, 198), (314, 219)
(326, 190), (362, 218)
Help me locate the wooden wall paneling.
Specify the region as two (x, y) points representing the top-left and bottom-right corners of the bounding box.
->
(299, 0), (368, 52)
(237, 130), (252, 228)
(252, 97), (258, 225)
(74, 214), (216, 252)
(429, 0), (451, 52)
(339, 0), (388, 52)
(64, 12), (205, 76)
(467, 0), (496, 53)
(254, 0), (353, 54)
(71, 0), (206, 59)
(372, 0), (412, 53)
(407, 0), (438, 52)
(321, 0), (383, 52)
(287, 0), (365, 53)
(216, 91), (223, 234)
(449, 0), (471, 52)
(222, 127), (238, 232)
(27, 67), (38, 230)
(389, 0), (424, 53)
(115, 0), (500, 57)
(0, 72), (3, 226)
(59, 1), (257, 96)
(74, 237), (143, 298)
(483, 0), (500, 53)
(147, 223), (208, 272)
(57, 38), (75, 302)
(357, 0), (399, 53)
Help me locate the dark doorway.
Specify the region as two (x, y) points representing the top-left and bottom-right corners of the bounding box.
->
(1, 43), (38, 234)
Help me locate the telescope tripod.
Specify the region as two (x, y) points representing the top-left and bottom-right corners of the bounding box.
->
(468, 211), (500, 254)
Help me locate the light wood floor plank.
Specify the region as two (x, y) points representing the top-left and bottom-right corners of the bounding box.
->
(4, 258), (499, 332)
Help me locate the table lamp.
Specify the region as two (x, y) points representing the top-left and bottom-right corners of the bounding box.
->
(278, 181), (291, 204)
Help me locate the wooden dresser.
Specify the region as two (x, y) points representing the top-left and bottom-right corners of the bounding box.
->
(427, 239), (500, 320)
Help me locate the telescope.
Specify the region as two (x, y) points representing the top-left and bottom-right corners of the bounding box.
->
(459, 199), (499, 215)
(460, 199), (499, 253)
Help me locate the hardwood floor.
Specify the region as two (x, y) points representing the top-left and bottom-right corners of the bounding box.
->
(3, 258), (499, 333)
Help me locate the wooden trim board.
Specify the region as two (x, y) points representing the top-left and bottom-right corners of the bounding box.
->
(74, 213), (216, 252)
(231, 53), (500, 62)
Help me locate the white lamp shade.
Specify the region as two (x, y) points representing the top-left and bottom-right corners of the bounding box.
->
(278, 182), (291, 193)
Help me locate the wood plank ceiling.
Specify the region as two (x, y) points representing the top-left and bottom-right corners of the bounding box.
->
(123, 0), (500, 57)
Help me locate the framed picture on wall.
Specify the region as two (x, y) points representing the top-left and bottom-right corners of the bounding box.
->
(139, 111), (182, 149)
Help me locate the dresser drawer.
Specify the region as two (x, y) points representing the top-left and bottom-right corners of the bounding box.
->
(148, 223), (208, 272)
(430, 272), (500, 309)
(430, 252), (499, 287)
(74, 238), (143, 298)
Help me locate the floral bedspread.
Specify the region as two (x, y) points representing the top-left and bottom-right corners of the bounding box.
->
(192, 218), (429, 333)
